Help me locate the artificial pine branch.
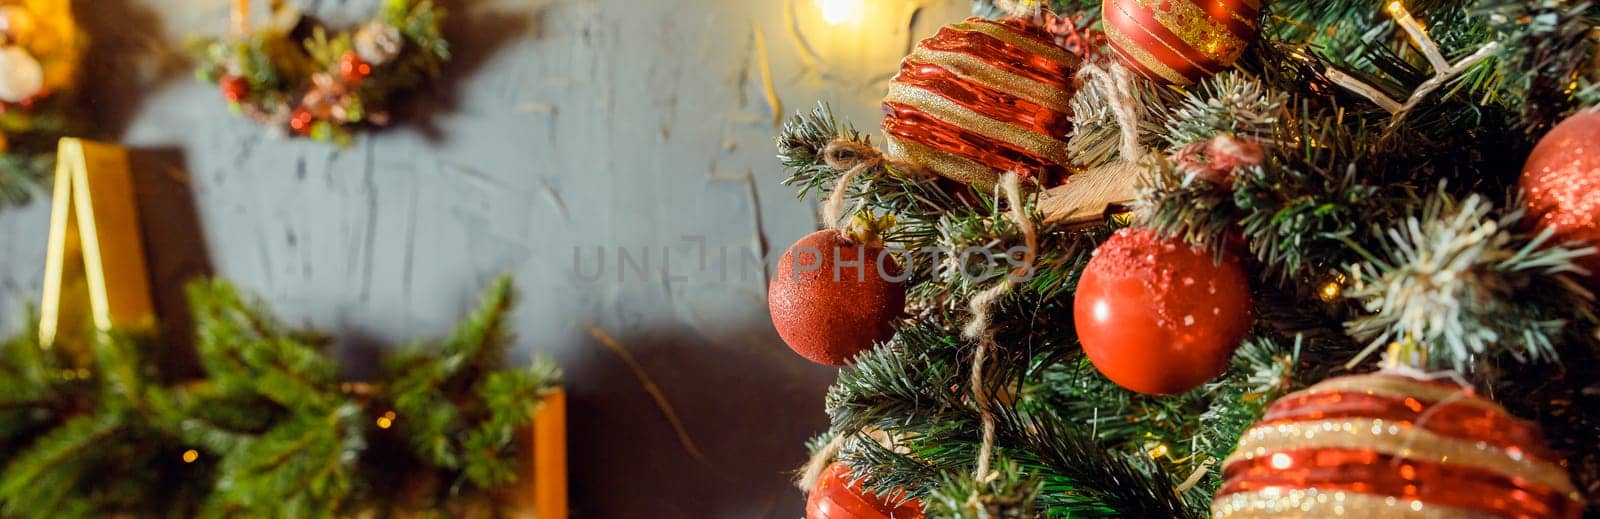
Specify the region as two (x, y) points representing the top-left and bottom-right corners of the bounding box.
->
(1342, 190), (1597, 370)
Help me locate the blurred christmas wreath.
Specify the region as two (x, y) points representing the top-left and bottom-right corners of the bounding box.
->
(193, 0), (448, 146)
(0, 0), (81, 208)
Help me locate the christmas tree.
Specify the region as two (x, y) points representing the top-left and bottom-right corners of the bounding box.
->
(774, 0), (1600, 517)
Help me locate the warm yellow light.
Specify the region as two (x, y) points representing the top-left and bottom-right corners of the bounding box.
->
(182, 449), (200, 463)
(1318, 274), (1346, 302)
(376, 410), (397, 429)
(1148, 443), (1170, 459)
(1386, 1), (1403, 14)
(816, 0), (863, 26)
(1319, 281), (1341, 301)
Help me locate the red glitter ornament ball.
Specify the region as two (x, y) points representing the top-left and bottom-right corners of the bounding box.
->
(339, 51), (373, 85)
(1073, 228), (1251, 395)
(807, 462), (925, 519)
(882, 17), (1081, 190)
(219, 75), (249, 103)
(1214, 372), (1584, 518)
(1103, 0), (1261, 85)
(1521, 109), (1600, 288)
(769, 230), (906, 366)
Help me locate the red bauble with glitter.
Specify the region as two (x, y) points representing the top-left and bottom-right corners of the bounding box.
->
(1213, 372), (1584, 518)
(339, 51), (372, 85)
(1103, 0), (1261, 85)
(1073, 228), (1251, 395)
(769, 230), (905, 366)
(219, 75), (249, 103)
(807, 462), (925, 519)
(1521, 109), (1600, 288)
(881, 17), (1081, 190)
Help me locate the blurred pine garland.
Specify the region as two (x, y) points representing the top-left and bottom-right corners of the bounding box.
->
(0, 275), (559, 517)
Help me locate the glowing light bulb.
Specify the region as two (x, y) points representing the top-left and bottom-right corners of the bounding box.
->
(182, 449), (200, 463)
(816, 0), (863, 26)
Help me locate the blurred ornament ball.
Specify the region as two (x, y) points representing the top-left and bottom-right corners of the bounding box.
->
(1103, 0), (1260, 85)
(1521, 109), (1600, 288)
(1214, 372), (1584, 518)
(1073, 228), (1252, 395)
(881, 17), (1080, 190)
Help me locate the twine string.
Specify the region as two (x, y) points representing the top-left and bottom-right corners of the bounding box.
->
(963, 172), (1038, 482)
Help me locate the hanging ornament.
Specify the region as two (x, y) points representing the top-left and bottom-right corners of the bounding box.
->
(1213, 369), (1585, 518)
(1521, 108), (1600, 289)
(807, 462), (925, 519)
(769, 229), (906, 366)
(0, 45), (43, 103)
(1102, 0), (1260, 85)
(1073, 228), (1252, 395)
(881, 17), (1081, 190)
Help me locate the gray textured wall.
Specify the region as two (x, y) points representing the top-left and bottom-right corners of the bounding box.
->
(0, 0), (967, 516)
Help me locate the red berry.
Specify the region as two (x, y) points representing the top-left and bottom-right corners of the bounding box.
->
(289, 107), (315, 135)
(769, 230), (906, 366)
(1073, 228), (1253, 395)
(220, 75), (249, 103)
(339, 51), (372, 85)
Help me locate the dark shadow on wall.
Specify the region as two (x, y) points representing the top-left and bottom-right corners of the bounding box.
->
(564, 319), (837, 518)
(75, 0), (193, 139)
(128, 148), (213, 380)
(393, 0), (545, 143)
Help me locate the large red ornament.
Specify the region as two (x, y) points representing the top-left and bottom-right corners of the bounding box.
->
(769, 230), (906, 365)
(1521, 109), (1600, 288)
(1214, 372), (1584, 518)
(807, 462), (925, 519)
(882, 17), (1081, 190)
(1073, 228), (1251, 395)
(1103, 0), (1261, 85)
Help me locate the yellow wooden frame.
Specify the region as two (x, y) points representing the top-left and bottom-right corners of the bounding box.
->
(38, 138), (155, 348)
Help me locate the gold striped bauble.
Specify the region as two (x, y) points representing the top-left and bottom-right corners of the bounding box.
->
(1102, 0), (1260, 85)
(881, 17), (1080, 190)
(1213, 373), (1584, 518)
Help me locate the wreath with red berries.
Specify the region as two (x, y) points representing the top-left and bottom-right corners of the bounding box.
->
(194, 0), (448, 145)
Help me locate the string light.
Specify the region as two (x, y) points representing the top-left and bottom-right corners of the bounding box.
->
(1148, 442), (1170, 459)
(182, 449), (200, 463)
(376, 410), (397, 429)
(815, 0), (863, 26)
(1318, 273), (1347, 302)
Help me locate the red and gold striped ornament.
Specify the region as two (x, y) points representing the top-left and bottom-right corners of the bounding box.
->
(1213, 372), (1584, 518)
(1103, 0), (1260, 85)
(881, 17), (1081, 190)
